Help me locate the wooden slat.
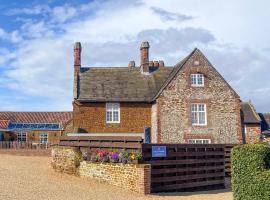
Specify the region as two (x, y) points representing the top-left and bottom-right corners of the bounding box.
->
(151, 172), (225, 183)
(143, 158), (224, 165)
(151, 165), (225, 174)
(151, 179), (225, 192)
(143, 151), (224, 158)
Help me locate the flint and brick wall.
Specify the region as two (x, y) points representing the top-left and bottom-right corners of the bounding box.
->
(73, 102), (151, 133)
(51, 146), (151, 194)
(79, 161), (151, 194)
(152, 49), (242, 144)
(244, 124), (261, 143)
(51, 146), (82, 174)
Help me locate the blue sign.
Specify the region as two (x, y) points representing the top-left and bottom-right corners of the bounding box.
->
(152, 146), (167, 157)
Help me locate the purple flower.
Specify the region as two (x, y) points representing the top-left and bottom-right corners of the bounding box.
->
(111, 153), (119, 161)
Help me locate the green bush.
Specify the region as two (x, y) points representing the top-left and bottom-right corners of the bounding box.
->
(231, 143), (270, 200)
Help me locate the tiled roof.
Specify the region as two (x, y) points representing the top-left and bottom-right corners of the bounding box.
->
(0, 120), (9, 129)
(240, 102), (261, 124)
(0, 112), (73, 127)
(78, 67), (173, 102)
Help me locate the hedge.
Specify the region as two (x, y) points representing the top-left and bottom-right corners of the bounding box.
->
(231, 143), (270, 200)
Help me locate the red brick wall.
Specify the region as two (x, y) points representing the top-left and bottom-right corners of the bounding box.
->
(73, 102), (151, 133)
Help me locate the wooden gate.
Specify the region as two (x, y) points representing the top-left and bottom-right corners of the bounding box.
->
(142, 144), (225, 193)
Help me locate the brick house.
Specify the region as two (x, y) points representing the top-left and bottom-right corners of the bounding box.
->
(72, 41), (242, 144)
(0, 112), (72, 143)
(240, 101), (261, 143)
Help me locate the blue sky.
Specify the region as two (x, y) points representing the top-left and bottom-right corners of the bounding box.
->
(0, 0), (269, 112)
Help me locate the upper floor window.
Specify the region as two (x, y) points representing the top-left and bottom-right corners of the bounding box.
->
(188, 139), (211, 144)
(190, 74), (204, 86)
(191, 103), (207, 125)
(39, 133), (48, 144)
(106, 103), (120, 123)
(17, 132), (27, 142)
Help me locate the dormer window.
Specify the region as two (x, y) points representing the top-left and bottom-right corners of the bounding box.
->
(191, 74), (204, 87)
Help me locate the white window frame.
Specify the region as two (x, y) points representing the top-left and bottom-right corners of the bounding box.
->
(39, 133), (48, 144)
(106, 103), (120, 123)
(191, 103), (207, 126)
(188, 139), (211, 144)
(17, 132), (27, 142)
(190, 74), (204, 87)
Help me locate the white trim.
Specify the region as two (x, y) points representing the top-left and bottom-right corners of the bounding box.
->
(191, 103), (207, 126)
(188, 139), (211, 144)
(106, 103), (120, 123)
(190, 74), (204, 87)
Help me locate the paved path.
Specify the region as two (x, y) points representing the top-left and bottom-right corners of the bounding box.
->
(0, 154), (233, 200)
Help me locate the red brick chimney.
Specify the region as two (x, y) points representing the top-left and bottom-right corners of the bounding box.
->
(73, 42), (81, 99)
(140, 41), (150, 73)
(74, 42), (81, 76)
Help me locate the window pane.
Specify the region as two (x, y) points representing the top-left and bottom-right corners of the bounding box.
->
(191, 104), (197, 111)
(192, 112), (197, 124)
(191, 74), (196, 85)
(199, 112), (205, 124)
(113, 111), (119, 122)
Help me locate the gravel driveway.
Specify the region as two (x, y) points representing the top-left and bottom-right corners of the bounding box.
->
(0, 154), (232, 200)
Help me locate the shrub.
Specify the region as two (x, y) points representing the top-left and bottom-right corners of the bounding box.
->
(231, 143), (270, 200)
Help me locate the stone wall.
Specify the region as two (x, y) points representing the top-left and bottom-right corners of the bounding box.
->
(79, 161), (151, 194)
(154, 49), (242, 144)
(51, 146), (82, 174)
(73, 102), (151, 133)
(51, 146), (151, 194)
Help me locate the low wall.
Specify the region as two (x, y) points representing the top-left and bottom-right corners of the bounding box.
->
(51, 146), (82, 174)
(51, 146), (151, 194)
(79, 161), (150, 194)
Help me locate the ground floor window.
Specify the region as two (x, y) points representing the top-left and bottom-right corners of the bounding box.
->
(17, 132), (27, 142)
(39, 133), (48, 143)
(188, 139), (211, 144)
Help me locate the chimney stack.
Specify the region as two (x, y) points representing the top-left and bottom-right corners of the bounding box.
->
(153, 61), (159, 67)
(73, 42), (81, 99)
(140, 41), (150, 73)
(74, 42), (81, 76)
(128, 60), (135, 68)
(159, 60), (164, 68)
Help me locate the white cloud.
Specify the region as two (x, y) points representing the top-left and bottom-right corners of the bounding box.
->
(0, 0), (269, 112)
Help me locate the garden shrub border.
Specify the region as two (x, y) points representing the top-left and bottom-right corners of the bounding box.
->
(231, 143), (270, 200)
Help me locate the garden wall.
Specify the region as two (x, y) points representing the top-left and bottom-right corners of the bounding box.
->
(79, 161), (150, 194)
(51, 146), (151, 194)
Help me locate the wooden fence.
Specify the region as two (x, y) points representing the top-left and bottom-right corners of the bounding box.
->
(0, 141), (57, 149)
(58, 136), (232, 193)
(142, 143), (225, 193)
(59, 136), (143, 150)
(225, 144), (237, 176)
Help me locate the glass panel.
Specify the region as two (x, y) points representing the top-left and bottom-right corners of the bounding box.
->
(192, 112), (197, 124)
(113, 111), (119, 121)
(198, 112), (205, 124)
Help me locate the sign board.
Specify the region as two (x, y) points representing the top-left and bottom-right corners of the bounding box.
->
(152, 146), (167, 157)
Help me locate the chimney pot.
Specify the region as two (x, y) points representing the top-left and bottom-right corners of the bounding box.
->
(159, 60), (164, 68)
(153, 61), (159, 67)
(128, 60), (135, 68)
